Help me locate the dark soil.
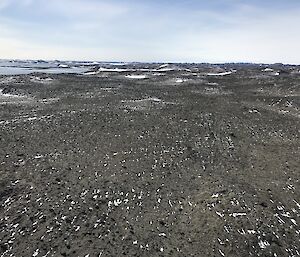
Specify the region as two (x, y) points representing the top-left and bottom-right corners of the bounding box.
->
(0, 64), (299, 257)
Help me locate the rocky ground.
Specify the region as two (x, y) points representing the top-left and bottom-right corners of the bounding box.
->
(0, 63), (299, 257)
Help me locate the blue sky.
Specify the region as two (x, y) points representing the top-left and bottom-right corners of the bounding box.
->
(0, 0), (299, 63)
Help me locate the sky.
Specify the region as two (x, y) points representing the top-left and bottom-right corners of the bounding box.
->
(0, 0), (299, 63)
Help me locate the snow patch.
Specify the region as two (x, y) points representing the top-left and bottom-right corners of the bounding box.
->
(58, 64), (69, 68)
(0, 89), (24, 98)
(156, 67), (174, 72)
(263, 68), (274, 72)
(175, 78), (185, 83)
(229, 213), (247, 218)
(31, 76), (53, 83)
(0, 77), (16, 84)
(207, 71), (233, 76)
(99, 67), (131, 72)
(123, 97), (162, 103)
(258, 240), (270, 249)
(125, 74), (147, 79)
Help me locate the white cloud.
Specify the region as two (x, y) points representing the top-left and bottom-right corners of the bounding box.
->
(0, 1), (299, 63)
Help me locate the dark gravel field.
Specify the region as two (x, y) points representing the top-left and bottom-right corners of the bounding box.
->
(0, 63), (299, 257)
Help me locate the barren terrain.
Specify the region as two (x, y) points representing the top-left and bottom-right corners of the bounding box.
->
(0, 63), (299, 257)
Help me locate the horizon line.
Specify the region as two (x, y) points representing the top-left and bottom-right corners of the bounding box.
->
(1, 58), (299, 66)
